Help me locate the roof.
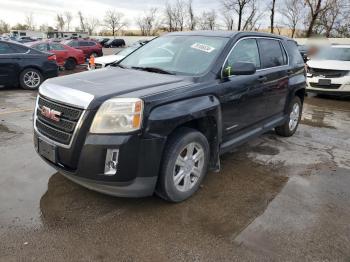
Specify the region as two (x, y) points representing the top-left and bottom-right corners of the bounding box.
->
(166, 30), (292, 40)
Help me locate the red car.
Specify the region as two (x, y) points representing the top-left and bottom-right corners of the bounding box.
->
(26, 41), (85, 70)
(62, 39), (103, 58)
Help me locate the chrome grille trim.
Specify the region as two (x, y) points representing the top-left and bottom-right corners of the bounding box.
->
(34, 95), (87, 149)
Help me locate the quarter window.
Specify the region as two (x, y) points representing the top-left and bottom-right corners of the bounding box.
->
(258, 39), (287, 68)
(225, 38), (261, 69)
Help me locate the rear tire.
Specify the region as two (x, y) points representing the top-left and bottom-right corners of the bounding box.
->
(19, 68), (43, 90)
(64, 58), (77, 70)
(156, 128), (210, 202)
(275, 96), (302, 137)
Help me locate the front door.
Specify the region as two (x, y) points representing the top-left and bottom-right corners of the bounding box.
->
(219, 38), (265, 141)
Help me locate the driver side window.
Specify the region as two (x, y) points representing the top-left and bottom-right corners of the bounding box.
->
(225, 38), (261, 71)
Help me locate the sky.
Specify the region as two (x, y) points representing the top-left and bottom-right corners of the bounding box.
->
(0, 0), (222, 30)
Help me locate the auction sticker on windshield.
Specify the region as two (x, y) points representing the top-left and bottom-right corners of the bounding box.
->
(191, 43), (216, 53)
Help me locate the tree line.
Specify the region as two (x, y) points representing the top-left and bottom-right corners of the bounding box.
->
(0, 0), (349, 38)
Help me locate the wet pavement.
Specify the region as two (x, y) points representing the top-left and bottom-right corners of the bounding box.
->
(0, 88), (349, 261)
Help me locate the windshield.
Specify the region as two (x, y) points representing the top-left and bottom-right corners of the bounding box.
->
(119, 35), (229, 76)
(315, 47), (350, 61)
(115, 45), (139, 56)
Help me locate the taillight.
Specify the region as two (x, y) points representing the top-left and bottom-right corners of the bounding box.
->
(48, 54), (56, 61)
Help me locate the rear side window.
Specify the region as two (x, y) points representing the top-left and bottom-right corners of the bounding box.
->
(286, 40), (305, 65)
(258, 39), (286, 68)
(0, 43), (19, 54)
(34, 43), (48, 52)
(50, 43), (65, 51)
(225, 38), (261, 69)
(79, 41), (89, 47)
(87, 42), (96, 46)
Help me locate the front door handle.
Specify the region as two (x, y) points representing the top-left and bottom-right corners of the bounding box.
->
(258, 76), (267, 83)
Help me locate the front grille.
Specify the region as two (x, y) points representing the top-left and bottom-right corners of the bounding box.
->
(35, 96), (84, 145)
(309, 68), (348, 78)
(95, 63), (103, 69)
(309, 83), (341, 89)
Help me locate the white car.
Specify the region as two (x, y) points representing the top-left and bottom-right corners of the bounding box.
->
(88, 42), (147, 70)
(306, 45), (350, 96)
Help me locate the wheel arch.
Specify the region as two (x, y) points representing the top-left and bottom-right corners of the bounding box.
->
(146, 95), (222, 170)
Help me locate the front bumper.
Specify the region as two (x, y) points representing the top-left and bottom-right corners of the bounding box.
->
(306, 76), (350, 96)
(34, 131), (166, 197)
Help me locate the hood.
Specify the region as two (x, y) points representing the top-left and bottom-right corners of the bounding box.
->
(40, 67), (191, 109)
(307, 60), (350, 71)
(95, 54), (124, 64)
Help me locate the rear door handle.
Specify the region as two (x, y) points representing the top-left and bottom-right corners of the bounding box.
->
(258, 76), (267, 83)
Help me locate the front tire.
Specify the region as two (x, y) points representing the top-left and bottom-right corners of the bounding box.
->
(156, 128), (210, 202)
(275, 96), (302, 137)
(19, 68), (43, 90)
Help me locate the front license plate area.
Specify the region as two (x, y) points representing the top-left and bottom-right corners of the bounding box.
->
(38, 138), (57, 163)
(318, 79), (331, 86)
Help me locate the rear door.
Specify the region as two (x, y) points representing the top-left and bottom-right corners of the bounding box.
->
(0, 42), (20, 86)
(78, 41), (89, 56)
(256, 38), (289, 119)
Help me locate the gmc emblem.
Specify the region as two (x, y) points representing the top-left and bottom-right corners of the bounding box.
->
(41, 106), (61, 122)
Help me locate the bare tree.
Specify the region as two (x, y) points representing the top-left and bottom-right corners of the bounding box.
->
(318, 0), (346, 37)
(198, 10), (217, 30)
(269, 0), (276, 33)
(104, 9), (127, 37)
(56, 14), (65, 31)
(281, 0), (303, 37)
(187, 0), (196, 30)
(222, 10), (235, 30)
(222, 0), (253, 31)
(86, 17), (100, 36)
(64, 11), (73, 31)
(78, 11), (86, 32)
(304, 0), (331, 37)
(137, 8), (159, 36)
(164, 0), (187, 31)
(242, 0), (262, 30)
(0, 20), (10, 34)
(25, 13), (35, 30)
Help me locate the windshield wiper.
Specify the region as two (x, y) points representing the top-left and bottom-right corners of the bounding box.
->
(113, 63), (127, 69)
(131, 66), (175, 75)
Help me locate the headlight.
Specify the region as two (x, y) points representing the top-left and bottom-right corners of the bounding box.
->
(90, 98), (143, 134)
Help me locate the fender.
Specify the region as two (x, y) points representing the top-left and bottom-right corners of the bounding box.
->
(145, 95), (222, 170)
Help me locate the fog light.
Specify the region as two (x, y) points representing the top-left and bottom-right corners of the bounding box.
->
(104, 149), (119, 176)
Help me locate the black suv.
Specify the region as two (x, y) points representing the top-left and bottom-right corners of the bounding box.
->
(34, 31), (306, 202)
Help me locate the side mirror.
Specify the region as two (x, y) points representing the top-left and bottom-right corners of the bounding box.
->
(223, 62), (256, 78)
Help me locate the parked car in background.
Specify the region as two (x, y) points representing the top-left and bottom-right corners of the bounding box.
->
(26, 41), (85, 70)
(104, 39), (126, 48)
(306, 45), (350, 97)
(63, 39), (103, 58)
(17, 36), (37, 43)
(33, 31), (305, 202)
(0, 40), (58, 90)
(98, 38), (110, 46)
(88, 40), (149, 70)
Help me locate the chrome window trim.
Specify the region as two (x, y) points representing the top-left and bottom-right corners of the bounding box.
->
(221, 36), (290, 78)
(33, 95), (87, 149)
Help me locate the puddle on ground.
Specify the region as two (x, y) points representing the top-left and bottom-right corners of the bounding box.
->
(1, 149), (288, 261)
(0, 123), (17, 134)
